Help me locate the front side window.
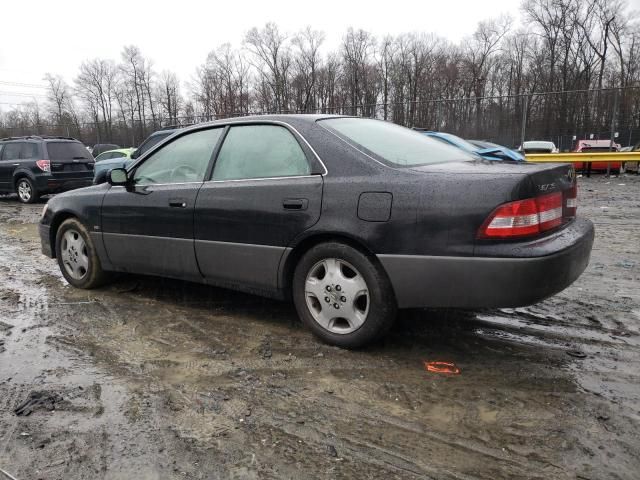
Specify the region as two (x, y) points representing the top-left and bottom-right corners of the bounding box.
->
(320, 118), (474, 167)
(134, 128), (222, 185)
(1, 143), (22, 161)
(212, 125), (310, 181)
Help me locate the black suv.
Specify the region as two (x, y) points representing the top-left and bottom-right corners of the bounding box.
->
(0, 136), (95, 203)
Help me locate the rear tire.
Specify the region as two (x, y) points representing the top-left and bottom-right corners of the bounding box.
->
(15, 177), (38, 204)
(55, 218), (110, 289)
(292, 242), (397, 348)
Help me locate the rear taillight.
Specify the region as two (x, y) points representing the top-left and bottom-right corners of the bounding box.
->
(565, 184), (577, 217)
(536, 192), (563, 230)
(478, 192), (564, 239)
(35, 160), (50, 172)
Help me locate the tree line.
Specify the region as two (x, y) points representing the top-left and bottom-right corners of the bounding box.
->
(1, 0), (639, 150)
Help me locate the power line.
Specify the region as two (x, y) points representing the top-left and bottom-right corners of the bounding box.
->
(0, 80), (47, 89)
(0, 91), (48, 98)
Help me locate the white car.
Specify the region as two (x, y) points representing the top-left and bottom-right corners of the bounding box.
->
(519, 141), (558, 154)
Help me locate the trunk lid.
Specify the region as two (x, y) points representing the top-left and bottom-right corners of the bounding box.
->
(410, 159), (575, 199)
(410, 160), (577, 256)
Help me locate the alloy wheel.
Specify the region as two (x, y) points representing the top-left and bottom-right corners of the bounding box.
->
(304, 258), (370, 334)
(17, 180), (32, 203)
(60, 229), (89, 280)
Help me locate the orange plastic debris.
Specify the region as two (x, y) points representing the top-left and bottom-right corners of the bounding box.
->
(424, 361), (461, 375)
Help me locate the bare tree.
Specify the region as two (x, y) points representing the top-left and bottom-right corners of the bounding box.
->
(245, 23), (292, 112)
(157, 70), (182, 124)
(291, 27), (325, 112)
(75, 59), (118, 140)
(44, 74), (69, 125)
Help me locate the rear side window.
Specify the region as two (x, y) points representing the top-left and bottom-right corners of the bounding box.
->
(320, 118), (474, 167)
(1, 143), (22, 160)
(212, 125), (310, 180)
(21, 143), (39, 159)
(46, 142), (93, 161)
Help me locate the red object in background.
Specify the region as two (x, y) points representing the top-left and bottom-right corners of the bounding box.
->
(424, 361), (461, 375)
(573, 139), (622, 171)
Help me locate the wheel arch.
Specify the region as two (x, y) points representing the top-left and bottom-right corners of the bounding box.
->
(12, 169), (37, 188)
(48, 211), (82, 259)
(279, 232), (381, 296)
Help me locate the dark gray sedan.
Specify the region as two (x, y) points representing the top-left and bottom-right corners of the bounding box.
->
(39, 115), (594, 347)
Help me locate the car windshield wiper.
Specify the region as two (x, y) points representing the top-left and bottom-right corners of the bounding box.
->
(73, 156), (88, 160)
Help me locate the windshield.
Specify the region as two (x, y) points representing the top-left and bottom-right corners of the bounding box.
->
(46, 141), (94, 160)
(320, 118), (474, 167)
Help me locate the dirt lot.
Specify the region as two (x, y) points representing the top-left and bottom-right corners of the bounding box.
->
(0, 176), (639, 480)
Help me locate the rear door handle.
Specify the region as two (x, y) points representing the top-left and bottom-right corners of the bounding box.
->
(283, 198), (308, 210)
(169, 199), (188, 208)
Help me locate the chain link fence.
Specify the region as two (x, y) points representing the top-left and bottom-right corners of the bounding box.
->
(1, 87), (639, 151)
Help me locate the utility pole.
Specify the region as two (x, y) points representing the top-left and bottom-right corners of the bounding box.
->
(520, 96), (528, 149)
(607, 88), (619, 177)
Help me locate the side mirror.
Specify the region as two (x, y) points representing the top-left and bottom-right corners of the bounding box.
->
(108, 168), (129, 186)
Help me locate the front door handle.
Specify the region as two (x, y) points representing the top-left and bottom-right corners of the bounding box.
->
(169, 199), (188, 208)
(283, 198), (308, 210)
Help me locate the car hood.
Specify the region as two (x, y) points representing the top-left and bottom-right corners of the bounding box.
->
(476, 147), (524, 162)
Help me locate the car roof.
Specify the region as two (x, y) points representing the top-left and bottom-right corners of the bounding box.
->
(523, 140), (554, 146)
(148, 129), (178, 137)
(97, 148), (135, 155)
(179, 114), (345, 130)
(0, 135), (79, 143)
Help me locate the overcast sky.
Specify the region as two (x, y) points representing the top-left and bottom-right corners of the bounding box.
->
(0, 0), (522, 110)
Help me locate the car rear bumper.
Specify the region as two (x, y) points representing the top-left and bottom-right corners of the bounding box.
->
(35, 175), (93, 194)
(39, 223), (53, 258)
(378, 217), (595, 309)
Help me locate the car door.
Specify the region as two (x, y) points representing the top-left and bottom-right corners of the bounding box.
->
(0, 142), (25, 191)
(194, 123), (324, 291)
(101, 127), (224, 280)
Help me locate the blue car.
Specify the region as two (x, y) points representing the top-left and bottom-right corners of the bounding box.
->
(93, 127), (181, 184)
(421, 131), (524, 162)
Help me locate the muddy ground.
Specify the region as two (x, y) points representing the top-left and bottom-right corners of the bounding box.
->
(0, 176), (638, 480)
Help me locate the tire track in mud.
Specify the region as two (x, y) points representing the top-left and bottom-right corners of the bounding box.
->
(0, 217), (180, 479)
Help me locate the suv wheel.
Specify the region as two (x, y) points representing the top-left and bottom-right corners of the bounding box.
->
(293, 242), (397, 348)
(55, 218), (110, 289)
(16, 177), (38, 204)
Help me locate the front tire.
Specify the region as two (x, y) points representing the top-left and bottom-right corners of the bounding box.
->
(55, 218), (110, 289)
(16, 177), (38, 204)
(293, 242), (397, 348)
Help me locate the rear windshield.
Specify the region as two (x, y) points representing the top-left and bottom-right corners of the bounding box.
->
(319, 118), (473, 167)
(47, 142), (93, 161)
